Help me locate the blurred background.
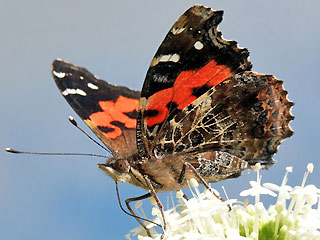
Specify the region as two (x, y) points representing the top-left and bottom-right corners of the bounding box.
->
(1, 0), (319, 239)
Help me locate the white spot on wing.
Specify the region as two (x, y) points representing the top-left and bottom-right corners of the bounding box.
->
(159, 55), (170, 62)
(53, 70), (66, 78)
(87, 83), (99, 90)
(194, 41), (204, 50)
(150, 53), (180, 67)
(62, 88), (87, 96)
(171, 27), (185, 35)
(80, 76), (84, 80)
(169, 53), (180, 63)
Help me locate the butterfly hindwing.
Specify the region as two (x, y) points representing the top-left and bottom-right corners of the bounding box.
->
(152, 72), (294, 164)
(52, 59), (140, 158)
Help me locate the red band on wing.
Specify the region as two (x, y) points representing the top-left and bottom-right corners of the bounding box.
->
(89, 96), (139, 139)
(144, 88), (174, 127)
(146, 61), (232, 127)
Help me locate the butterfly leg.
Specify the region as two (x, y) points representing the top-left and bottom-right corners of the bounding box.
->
(183, 160), (231, 210)
(144, 175), (167, 240)
(125, 193), (153, 237)
(178, 163), (187, 184)
(115, 182), (160, 230)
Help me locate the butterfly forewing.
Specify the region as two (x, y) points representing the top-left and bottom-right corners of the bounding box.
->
(137, 5), (252, 157)
(52, 59), (140, 158)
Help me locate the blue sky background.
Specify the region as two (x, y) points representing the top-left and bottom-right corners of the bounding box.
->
(1, 0), (319, 239)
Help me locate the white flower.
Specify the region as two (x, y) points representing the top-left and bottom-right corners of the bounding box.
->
(240, 180), (277, 198)
(128, 163), (320, 240)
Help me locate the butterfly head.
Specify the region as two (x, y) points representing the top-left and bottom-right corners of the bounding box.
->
(98, 158), (132, 182)
(98, 157), (148, 190)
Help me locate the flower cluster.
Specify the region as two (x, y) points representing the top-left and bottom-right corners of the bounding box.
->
(126, 163), (320, 240)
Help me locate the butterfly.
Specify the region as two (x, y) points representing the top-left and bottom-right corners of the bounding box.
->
(51, 4), (293, 234)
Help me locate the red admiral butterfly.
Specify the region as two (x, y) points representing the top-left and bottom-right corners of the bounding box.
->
(15, 5), (295, 236)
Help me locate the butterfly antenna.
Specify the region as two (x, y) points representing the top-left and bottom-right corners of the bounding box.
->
(68, 116), (113, 155)
(5, 147), (107, 158)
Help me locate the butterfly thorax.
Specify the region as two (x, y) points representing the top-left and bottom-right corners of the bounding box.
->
(99, 154), (190, 191)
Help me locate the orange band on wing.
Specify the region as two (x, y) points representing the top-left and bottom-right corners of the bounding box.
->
(89, 96), (139, 139)
(145, 88), (174, 127)
(145, 61), (232, 127)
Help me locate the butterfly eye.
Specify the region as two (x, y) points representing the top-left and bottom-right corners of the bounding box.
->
(114, 159), (129, 173)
